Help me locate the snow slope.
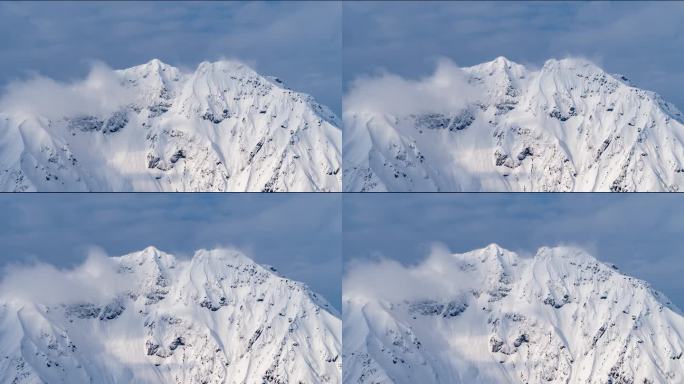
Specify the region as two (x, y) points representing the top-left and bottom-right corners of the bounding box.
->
(0, 247), (341, 383)
(0, 59), (341, 191)
(343, 244), (684, 384)
(344, 57), (684, 191)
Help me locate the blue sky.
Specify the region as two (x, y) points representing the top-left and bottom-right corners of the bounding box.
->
(0, 1), (341, 115)
(0, 194), (342, 309)
(3, 2), (681, 116)
(344, 194), (684, 309)
(344, 1), (684, 110)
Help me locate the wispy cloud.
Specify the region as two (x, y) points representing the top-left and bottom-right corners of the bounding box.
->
(344, 58), (482, 117)
(344, 243), (480, 304)
(0, 247), (125, 305)
(0, 62), (133, 119)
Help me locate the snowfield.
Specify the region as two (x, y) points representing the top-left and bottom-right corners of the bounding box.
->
(343, 57), (684, 191)
(0, 247), (341, 384)
(0, 59), (342, 191)
(343, 244), (684, 384)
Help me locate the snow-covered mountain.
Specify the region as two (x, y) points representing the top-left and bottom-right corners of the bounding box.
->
(343, 57), (684, 191)
(0, 247), (341, 383)
(0, 59), (341, 191)
(343, 244), (684, 383)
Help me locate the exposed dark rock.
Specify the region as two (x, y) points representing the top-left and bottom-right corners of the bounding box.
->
(148, 102), (171, 118)
(99, 299), (125, 321)
(549, 109), (573, 121)
(409, 300), (444, 316)
(68, 116), (104, 132)
(248, 139), (265, 164)
(490, 336), (504, 353)
(246, 328), (262, 351)
(543, 294), (570, 309)
(168, 337), (185, 351)
(517, 147), (534, 161)
(104, 110), (129, 133)
(495, 150), (509, 166)
(513, 334), (529, 347)
(169, 150), (186, 164)
(201, 109), (228, 124)
(591, 325), (607, 348)
(65, 303), (100, 319)
(450, 109), (475, 131)
(145, 340), (160, 356)
(443, 300), (468, 317)
(414, 109), (475, 132)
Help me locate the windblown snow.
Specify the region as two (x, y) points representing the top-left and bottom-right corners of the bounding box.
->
(343, 57), (684, 191)
(0, 59), (341, 191)
(343, 244), (684, 384)
(0, 247), (341, 384)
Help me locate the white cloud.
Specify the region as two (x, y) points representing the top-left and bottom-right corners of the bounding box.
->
(0, 247), (127, 305)
(343, 243), (480, 303)
(343, 242), (613, 305)
(0, 62), (135, 119)
(343, 58), (484, 117)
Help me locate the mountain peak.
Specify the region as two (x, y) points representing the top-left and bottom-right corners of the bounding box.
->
(118, 246), (177, 271)
(466, 243), (507, 260)
(141, 245), (162, 254)
(465, 243), (515, 261)
(136, 245), (169, 259)
(483, 242), (506, 252)
(0, 56), (342, 192)
(123, 58), (178, 76)
(469, 56), (524, 74)
(344, 55), (684, 192)
(345, 245), (684, 384)
(145, 58), (167, 69)
(491, 56), (515, 67)
(0, 247), (341, 384)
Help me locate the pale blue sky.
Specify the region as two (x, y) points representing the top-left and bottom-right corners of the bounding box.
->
(0, 1), (341, 114)
(0, 194), (342, 309)
(344, 1), (684, 110)
(4, 2), (682, 117)
(344, 194), (684, 309)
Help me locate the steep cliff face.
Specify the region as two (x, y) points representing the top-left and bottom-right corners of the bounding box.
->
(344, 57), (684, 191)
(344, 245), (684, 383)
(0, 59), (341, 191)
(0, 247), (341, 384)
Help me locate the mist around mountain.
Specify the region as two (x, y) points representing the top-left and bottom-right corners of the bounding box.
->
(0, 59), (341, 192)
(343, 244), (684, 384)
(343, 57), (684, 192)
(0, 247), (341, 384)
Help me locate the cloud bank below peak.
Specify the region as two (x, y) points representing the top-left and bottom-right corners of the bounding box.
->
(343, 58), (483, 117)
(0, 62), (134, 119)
